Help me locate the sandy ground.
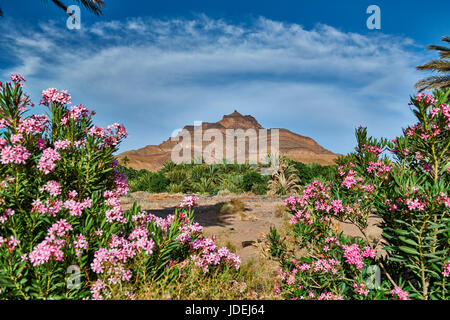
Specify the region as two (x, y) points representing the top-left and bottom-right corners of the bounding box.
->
(121, 192), (385, 264)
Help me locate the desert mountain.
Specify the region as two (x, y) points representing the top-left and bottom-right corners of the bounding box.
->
(118, 110), (338, 171)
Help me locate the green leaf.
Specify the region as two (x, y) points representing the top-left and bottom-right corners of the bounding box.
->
(398, 246), (419, 255)
(394, 229), (410, 236)
(399, 236), (419, 247)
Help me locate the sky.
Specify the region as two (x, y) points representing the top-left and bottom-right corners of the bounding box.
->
(0, 0), (448, 155)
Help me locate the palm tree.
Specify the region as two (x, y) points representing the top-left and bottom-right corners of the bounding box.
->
(120, 155), (130, 167)
(1, 1), (104, 18)
(268, 156), (300, 195)
(415, 36), (450, 91)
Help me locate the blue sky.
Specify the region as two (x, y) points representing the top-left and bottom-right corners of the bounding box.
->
(0, 0), (449, 155)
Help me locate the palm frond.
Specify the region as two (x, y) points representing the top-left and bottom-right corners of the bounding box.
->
(415, 75), (450, 91)
(417, 59), (450, 72)
(415, 36), (450, 91)
(47, 0), (104, 16)
(74, 0), (104, 15)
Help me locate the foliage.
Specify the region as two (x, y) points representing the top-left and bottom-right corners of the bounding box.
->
(292, 161), (337, 185)
(415, 36), (450, 91)
(0, 76), (239, 299)
(268, 90), (450, 300)
(268, 156), (301, 195)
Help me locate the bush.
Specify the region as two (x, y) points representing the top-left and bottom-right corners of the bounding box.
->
(148, 171), (169, 193)
(0, 75), (240, 299)
(269, 90), (450, 300)
(243, 171), (264, 192)
(251, 182), (268, 195)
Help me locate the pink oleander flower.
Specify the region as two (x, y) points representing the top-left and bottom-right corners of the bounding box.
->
(29, 220), (72, 266)
(331, 199), (344, 214)
(54, 139), (71, 150)
(361, 246), (376, 258)
(37, 148), (61, 174)
(178, 195), (199, 208)
(443, 261), (450, 277)
(88, 125), (106, 138)
(10, 134), (23, 144)
(10, 74), (25, 85)
(353, 282), (370, 296)
(343, 243), (364, 269)
(0, 145), (31, 164)
(390, 286), (410, 300)
(63, 199), (91, 216)
(40, 88), (71, 106)
(69, 104), (90, 121)
(406, 198), (426, 211)
(40, 180), (62, 196)
(73, 234), (89, 257)
(90, 279), (108, 300)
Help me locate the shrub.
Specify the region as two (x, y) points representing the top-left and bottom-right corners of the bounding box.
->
(268, 156), (300, 195)
(243, 171), (265, 192)
(219, 199), (246, 216)
(251, 182), (268, 195)
(268, 90), (450, 300)
(0, 76), (240, 299)
(148, 171), (169, 193)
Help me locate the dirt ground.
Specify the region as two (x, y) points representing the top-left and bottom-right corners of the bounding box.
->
(121, 192), (386, 265)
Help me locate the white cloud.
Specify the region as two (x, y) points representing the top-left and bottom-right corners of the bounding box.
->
(0, 15), (427, 154)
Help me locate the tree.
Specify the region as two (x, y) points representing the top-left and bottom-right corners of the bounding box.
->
(415, 36), (450, 91)
(120, 155), (130, 166)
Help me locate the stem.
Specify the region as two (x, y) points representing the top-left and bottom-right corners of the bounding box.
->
(7, 258), (27, 299)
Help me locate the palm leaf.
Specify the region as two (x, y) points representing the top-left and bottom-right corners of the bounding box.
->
(415, 35), (450, 90)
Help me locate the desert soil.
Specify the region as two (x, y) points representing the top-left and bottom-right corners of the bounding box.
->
(121, 192), (386, 264)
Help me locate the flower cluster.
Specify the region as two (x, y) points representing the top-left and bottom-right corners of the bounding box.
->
(27, 219), (73, 266)
(40, 88), (71, 106)
(190, 238), (241, 273)
(0, 145), (30, 165)
(37, 148), (61, 174)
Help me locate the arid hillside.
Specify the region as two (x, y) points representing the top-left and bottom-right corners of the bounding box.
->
(118, 110), (338, 171)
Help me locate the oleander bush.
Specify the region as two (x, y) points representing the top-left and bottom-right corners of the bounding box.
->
(268, 90), (449, 300)
(0, 75), (240, 299)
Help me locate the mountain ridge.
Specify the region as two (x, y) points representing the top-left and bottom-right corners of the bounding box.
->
(118, 110), (338, 171)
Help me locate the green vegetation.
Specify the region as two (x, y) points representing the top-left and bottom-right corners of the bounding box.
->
(117, 158), (337, 195)
(415, 36), (450, 91)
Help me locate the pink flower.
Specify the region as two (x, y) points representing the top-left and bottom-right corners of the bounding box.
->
(361, 246), (376, 258)
(331, 200), (344, 214)
(178, 195), (199, 208)
(443, 261), (450, 277)
(40, 180), (62, 196)
(406, 198), (425, 211)
(64, 199), (86, 216)
(10, 74), (25, 85)
(37, 148), (61, 174)
(73, 234), (89, 257)
(390, 286), (410, 300)
(10, 134), (23, 144)
(0, 145), (31, 164)
(353, 282), (369, 296)
(342, 244), (364, 269)
(54, 140), (71, 150)
(40, 88), (71, 106)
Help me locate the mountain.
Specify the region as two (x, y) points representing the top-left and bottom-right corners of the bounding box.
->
(118, 110), (338, 171)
